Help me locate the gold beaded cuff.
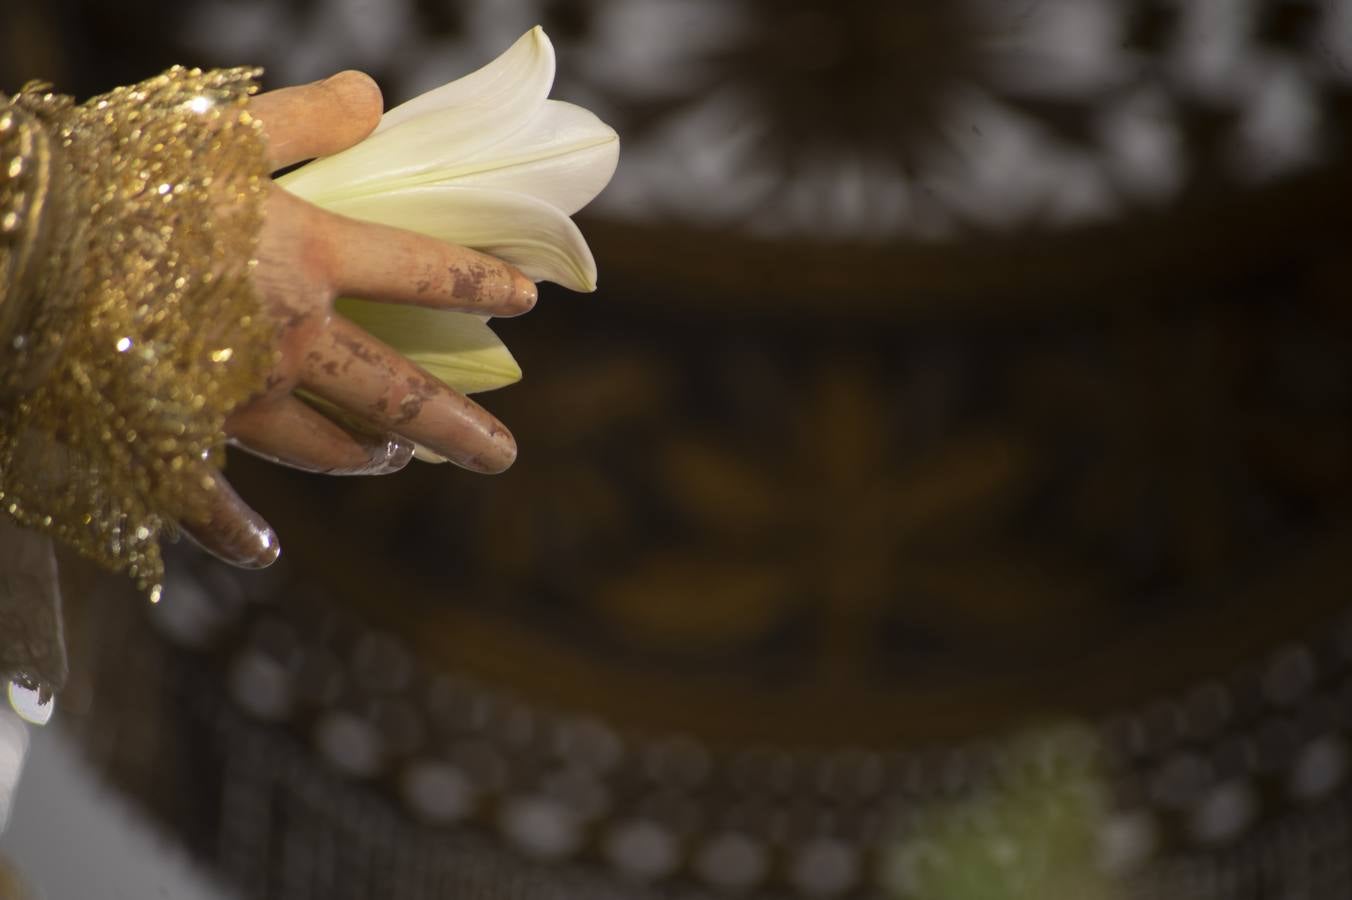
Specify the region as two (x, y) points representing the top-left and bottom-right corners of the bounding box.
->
(0, 103), (54, 357)
(0, 68), (276, 597)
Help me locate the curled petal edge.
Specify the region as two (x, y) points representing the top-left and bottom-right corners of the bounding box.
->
(279, 26), (557, 202)
(321, 184), (600, 292)
(335, 300), (522, 395)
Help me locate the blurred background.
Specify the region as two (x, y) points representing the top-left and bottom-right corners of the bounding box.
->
(3, 0), (1352, 897)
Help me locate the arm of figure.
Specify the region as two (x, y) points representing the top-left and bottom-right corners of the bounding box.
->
(177, 72), (536, 568)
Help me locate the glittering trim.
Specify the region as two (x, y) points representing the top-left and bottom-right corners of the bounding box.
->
(0, 67), (276, 596)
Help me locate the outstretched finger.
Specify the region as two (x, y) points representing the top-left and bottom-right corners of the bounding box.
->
(177, 465), (281, 569)
(316, 206), (537, 317)
(228, 394), (415, 476)
(251, 71), (383, 171)
(300, 316), (517, 474)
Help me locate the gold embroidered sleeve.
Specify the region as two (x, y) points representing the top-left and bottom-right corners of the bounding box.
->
(0, 68), (277, 598)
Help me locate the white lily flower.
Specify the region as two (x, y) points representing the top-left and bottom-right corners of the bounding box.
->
(279, 26), (619, 394)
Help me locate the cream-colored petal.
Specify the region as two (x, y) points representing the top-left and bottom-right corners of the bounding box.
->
(279, 27), (555, 203)
(322, 185), (599, 291)
(412, 445), (450, 463)
(375, 26), (554, 134)
(337, 300), (522, 395)
(439, 100), (619, 216)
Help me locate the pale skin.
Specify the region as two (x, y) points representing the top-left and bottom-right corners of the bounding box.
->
(177, 71), (536, 568)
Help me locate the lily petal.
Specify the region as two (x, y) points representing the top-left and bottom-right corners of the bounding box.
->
(440, 100), (619, 217)
(336, 300), (522, 395)
(374, 26), (554, 135)
(322, 185), (599, 291)
(280, 27), (556, 202)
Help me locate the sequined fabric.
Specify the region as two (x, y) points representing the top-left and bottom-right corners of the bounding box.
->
(0, 68), (274, 596)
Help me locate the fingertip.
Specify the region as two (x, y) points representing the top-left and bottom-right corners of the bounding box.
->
(484, 258), (537, 317)
(436, 412), (517, 474)
(483, 421), (518, 474)
(250, 528), (282, 569)
(321, 70), (384, 140)
(509, 269), (538, 316)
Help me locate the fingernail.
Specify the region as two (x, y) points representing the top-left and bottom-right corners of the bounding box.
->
(247, 526), (282, 568)
(332, 434), (414, 475)
(221, 508), (281, 569)
(508, 270), (537, 316)
(371, 437), (415, 474)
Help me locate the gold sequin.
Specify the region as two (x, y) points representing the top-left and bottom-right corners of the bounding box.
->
(0, 68), (275, 595)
